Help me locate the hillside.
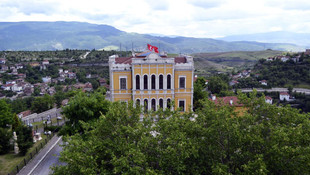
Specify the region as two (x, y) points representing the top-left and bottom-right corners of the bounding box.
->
(192, 50), (285, 75)
(220, 31), (310, 47)
(0, 21), (304, 52)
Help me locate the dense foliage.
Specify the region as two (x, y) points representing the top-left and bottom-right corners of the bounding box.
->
(53, 91), (310, 174)
(254, 55), (310, 87)
(16, 125), (34, 155)
(59, 90), (110, 136)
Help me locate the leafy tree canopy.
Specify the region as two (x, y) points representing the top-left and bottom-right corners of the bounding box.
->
(53, 91), (310, 174)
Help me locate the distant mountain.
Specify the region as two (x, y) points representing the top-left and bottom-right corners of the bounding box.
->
(219, 31), (310, 48)
(0, 22), (304, 52)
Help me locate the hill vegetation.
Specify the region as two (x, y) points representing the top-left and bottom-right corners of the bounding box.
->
(193, 50), (284, 75)
(0, 22), (304, 53)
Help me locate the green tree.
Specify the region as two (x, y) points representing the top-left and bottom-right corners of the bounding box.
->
(0, 99), (14, 128)
(16, 125), (34, 155)
(0, 128), (12, 154)
(193, 77), (208, 111)
(207, 76), (228, 94)
(31, 94), (55, 113)
(59, 91), (110, 135)
(53, 91), (310, 174)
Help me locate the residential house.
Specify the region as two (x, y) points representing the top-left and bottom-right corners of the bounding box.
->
(42, 60), (49, 65)
(260, 80), (268, 86)
(15, 64), (24, 69)
(2, 84), (13, 91)
(279, 92), (290, 101)
(84, 82), (93, 92)
(6, 80), (16, 84)
(11, 84), (23, 92)
(68, 72), (76, 79)
(1, 65), (8, 71)
(29, 62), (40, 67)
(99, 78), (108, 87)
(0, 58), (6, 64)
(229, 80), (239, 86)
(18, 110), (31, 118)
(42, 76), (51, 83)
(265, 96), (273, 104)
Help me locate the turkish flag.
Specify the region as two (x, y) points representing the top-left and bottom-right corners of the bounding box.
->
(147, 44), (159, 53)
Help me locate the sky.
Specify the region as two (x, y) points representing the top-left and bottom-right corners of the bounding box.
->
(1, 0), (310, 38)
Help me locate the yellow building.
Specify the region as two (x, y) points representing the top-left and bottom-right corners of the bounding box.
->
(109, 51), (194, 112)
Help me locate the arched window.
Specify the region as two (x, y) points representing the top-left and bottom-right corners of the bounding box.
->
(167, 99), (171, 109)
(136, 75), (140, 90)
(151, 75), (156, 90)
(144, 75), (148, 90)
(144, 99), (148, 112)
(159, 75), (163, 89)
(167, 74), (171, 89)
(159, 99), (163, 108)
(151, 99), (156, 111)
(136, 99), (140, 107)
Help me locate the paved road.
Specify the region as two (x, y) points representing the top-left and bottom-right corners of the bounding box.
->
(30, 139), (64, 175)
(17, 136), (64, 175)
(240, 88), (310, 95)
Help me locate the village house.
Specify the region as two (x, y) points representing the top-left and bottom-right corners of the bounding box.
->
(279, 92), (290, 101)
(29, 62), (40, 67)
(0, 58), (6, 64)
(2, 84), (13, 91)
(17, 110), (31, 118)
(265, 96), (273, 104)
(17, 73), (26, 78)
(1, 65), (8, 71)
(15, 64), (24, 69)
(84, 82), (93, 92)
(260, 80), (268, 86)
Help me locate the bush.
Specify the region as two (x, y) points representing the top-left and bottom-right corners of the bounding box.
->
(16, 125), (34, 155)
(0, 128), (12, 154)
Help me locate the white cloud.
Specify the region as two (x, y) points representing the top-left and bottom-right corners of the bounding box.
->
(0, 0), (310, 37)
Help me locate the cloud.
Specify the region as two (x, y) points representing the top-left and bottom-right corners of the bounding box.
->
(189, 0), (226, 9)
(0, 0), (60, 15)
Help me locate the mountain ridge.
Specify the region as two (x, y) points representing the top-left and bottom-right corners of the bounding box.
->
(0, 21), (304, 52)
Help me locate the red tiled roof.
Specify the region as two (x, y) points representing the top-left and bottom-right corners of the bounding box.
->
(175, 57), (187, 63)
(280, 92), (289, 96)
(212, 96), (243, 107)
(265, 96), (272, 100)
(115, 55), (187, 64)
(115, 57), (133, 64)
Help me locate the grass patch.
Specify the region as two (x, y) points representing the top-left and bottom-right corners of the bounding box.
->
(0, 134), (49, 175)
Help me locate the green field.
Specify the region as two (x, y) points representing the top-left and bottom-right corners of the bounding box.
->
(192, 50), (285, 76)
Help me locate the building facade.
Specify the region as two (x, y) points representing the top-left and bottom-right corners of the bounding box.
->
(109, 51), (194, 112)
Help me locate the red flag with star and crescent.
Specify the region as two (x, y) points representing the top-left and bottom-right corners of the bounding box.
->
(147, 44), (159, 53)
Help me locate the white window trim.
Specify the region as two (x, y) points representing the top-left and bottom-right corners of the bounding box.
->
(167, 74), (172, 90)
(119, 76), (127, 90)
(135, 74), (140, 90)
(179, 75), (186, 89)
(158, 98), (164, 109)
(135, 98), (141, 107)
(151, 98), (156, 111)
(178, 99), (186, 112)
(143, 74), (148, 90)
(159, 74), (164, 90)
(151, 74), (156, 90)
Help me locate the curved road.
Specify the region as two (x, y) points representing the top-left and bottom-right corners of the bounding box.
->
(240, 88), (310, 95)
(17, 136), (64, 175)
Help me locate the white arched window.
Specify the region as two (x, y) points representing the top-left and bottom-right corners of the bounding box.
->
(136, 75), (140, 90)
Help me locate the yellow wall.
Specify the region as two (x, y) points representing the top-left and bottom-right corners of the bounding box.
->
(113, 71), (132, 91)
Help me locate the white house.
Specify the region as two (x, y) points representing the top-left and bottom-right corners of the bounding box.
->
(265, 96), (273, 104)
(260, 80), (267, 86)
(11, 84), (23, 92)
(279, 92), (290, 101)
(42, 77), (51, 83)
